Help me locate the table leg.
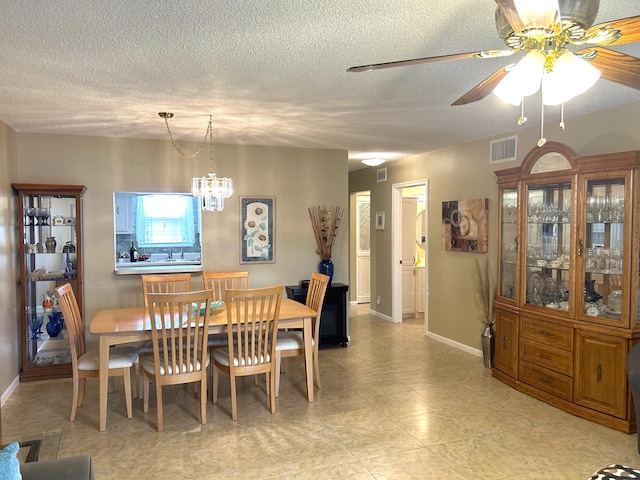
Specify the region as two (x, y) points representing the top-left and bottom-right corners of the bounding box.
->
(98, 335), (110, 432)
(303, 317), (314, 402)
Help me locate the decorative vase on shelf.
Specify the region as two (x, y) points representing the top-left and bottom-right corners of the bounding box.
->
(46, 312), (63, 338)
(45, 236), (56, 253)
(481, 323), (495, 369)
(318, 258), (334, 286)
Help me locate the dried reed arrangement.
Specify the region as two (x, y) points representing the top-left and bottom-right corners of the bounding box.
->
(308, 205), (344, 260)
(473, 256), (495, 326)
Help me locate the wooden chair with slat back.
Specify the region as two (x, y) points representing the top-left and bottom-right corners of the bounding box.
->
(275, 272), (329, 397)
(202, 271), (249, 300)
(142, 289), (213, 431)
(201, 271), (249, 375)
(55, 283), (138, 422)
(141, 273), (192, 306)
(137, 273), (192, 398)
(212, 286), (283, 420)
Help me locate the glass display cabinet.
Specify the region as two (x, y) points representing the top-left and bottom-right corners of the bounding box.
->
(493, 143), (640, 432)
(13, 184), (86, 381)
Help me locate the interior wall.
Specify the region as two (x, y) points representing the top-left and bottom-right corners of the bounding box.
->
(350, 99), (640, 350)
(0, 120), (19, 403)
(15, 134), (349, 351)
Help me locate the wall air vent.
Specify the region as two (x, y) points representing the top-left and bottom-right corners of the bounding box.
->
(490, 135), (517, 163)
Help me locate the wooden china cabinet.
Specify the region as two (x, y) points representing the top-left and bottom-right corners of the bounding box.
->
(493, 142), (640, 432)
(13, 184), (86, 381)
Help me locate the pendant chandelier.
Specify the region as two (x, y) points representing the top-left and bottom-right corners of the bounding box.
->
(159, 112), (233, 212)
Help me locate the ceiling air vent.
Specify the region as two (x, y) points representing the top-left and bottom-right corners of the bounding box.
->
(490, 136), (517, 164)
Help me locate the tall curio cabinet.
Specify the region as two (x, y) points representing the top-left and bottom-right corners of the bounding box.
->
(13, 184), (86, 381)
(493, 143), (640, 433)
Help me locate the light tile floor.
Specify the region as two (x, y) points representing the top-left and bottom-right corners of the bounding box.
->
(2, 304), (639, 479)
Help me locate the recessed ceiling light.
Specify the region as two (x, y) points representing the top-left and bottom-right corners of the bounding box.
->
(361, 158), (385, 167)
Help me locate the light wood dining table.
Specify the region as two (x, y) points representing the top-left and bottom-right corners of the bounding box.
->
(90, 297), (317, 432)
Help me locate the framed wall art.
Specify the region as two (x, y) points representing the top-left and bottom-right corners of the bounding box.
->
(240, 196), (275, 263)
(441, 198), (488, 253)
(375, 211), (385, 230)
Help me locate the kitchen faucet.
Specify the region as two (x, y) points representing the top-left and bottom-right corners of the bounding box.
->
(163, 247), (172, 259)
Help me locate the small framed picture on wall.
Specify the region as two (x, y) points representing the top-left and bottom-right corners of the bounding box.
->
(375, 211), (385, 230)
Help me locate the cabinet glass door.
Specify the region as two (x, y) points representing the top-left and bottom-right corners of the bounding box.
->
(21, 193), (77, 370)
(499, 186), (518, 300)
(524, 181), (572, 311)
(580, 177), (626, 326)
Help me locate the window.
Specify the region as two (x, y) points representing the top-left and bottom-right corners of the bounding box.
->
(135, 195), (195, 247)
(113, 192), (202, 272)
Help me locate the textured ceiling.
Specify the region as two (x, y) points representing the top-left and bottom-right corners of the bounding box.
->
(1, 1), (639, 171)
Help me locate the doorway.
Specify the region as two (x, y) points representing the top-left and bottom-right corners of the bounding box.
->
(392, 180), (428, 333)
(355, 192), (371, 304)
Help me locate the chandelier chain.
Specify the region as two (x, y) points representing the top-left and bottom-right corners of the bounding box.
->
(162, 115), (212, 158)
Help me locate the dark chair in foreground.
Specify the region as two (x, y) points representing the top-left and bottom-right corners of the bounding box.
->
(628, 342), (640, 453)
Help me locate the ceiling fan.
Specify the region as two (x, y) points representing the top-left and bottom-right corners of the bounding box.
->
(348, 0), (640, 111)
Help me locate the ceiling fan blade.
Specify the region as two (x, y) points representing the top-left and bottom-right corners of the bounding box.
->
(577, 47), (640, 90)
(495, 0), (525, 33)
(451, 67), (510, 106)
(347, 51), (485, 72)
(347, 49), (515, 72)
(585, 16), (640, 46)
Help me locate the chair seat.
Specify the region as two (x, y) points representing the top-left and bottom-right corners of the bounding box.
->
(77, 346), (138, 370)
(142, 352), (209, 375)
(212, 347), (271, 367)
(207, 333), (229, 347)
(136, 340), (155, 354)
(275, 331), (315, 351)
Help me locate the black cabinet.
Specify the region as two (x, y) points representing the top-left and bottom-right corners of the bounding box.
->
(285, 283), (349, 348)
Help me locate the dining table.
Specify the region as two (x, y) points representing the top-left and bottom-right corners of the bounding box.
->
(90, 297), (317, 432)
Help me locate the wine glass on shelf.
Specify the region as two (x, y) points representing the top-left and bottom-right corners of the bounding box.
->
(36, 207), (50, 226)
(24, 207), (37, 226)
(505, 203), (516, 223)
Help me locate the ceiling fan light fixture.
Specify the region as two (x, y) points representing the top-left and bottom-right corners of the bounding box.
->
(514, 0), (560, 34)
(542, 51), (600, 105)
(493, 51), (545, 105)
(361, 158), (385, 167)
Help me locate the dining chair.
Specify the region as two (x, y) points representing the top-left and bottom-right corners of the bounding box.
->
(212, 286), (283, 420)
(142, 289), (214, 432)
(201, 271), (249, 372)
(137, 273), (192, 398)
(54, 283), (138, 422)
(274, 272), (329, 397)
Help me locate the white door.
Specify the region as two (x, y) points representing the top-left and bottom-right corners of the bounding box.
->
(356, 193), (371, 303)
(402, 197), (417, 316)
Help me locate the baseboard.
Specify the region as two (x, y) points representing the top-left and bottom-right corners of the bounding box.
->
(426, 331), (482, 358)
(370, 309), (393, 322)
(2, 375), (20, 407)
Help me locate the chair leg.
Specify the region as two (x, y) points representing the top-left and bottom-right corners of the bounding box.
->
(275, 352), (282, 398)
(156, 383), (163, 432)
(123, 367), (133, 419)
(268, 369), (276, 414)
(230, 374), (238, 420)
(314, 350), (321, 389)
(212, 365), (219, 403)
(78, 377), (86, 408)
(143, 374), (150, 414)
(70, 374), (80, 422)
(199, 376), (207, 426)
(137, 358), (144, 400)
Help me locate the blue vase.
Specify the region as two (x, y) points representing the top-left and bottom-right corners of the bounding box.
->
(46, 312), (63, 338)
(318, 259), (334, 285)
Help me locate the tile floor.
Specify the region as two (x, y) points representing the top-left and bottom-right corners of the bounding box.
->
(2, 304), (639, 479)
